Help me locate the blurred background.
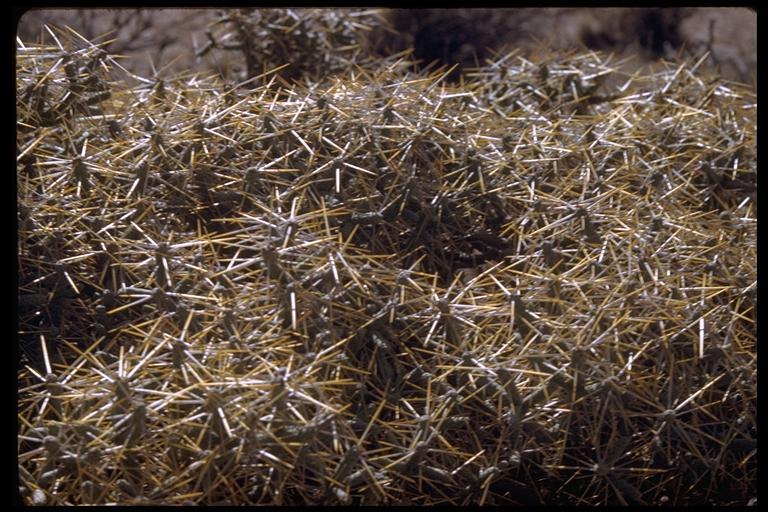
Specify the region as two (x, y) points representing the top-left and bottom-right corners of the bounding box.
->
(17, 8), (755, 86)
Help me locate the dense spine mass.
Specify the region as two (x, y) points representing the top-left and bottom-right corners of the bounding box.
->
(17, 12), (755, 506)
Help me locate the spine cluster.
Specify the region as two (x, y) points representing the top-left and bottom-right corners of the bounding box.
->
(17, 14), (755, 506)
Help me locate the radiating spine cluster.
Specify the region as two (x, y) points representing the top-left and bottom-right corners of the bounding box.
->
(17, 18), (755, 506)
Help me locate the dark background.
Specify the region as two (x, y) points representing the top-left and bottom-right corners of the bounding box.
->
(16, 8), (756, 87)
